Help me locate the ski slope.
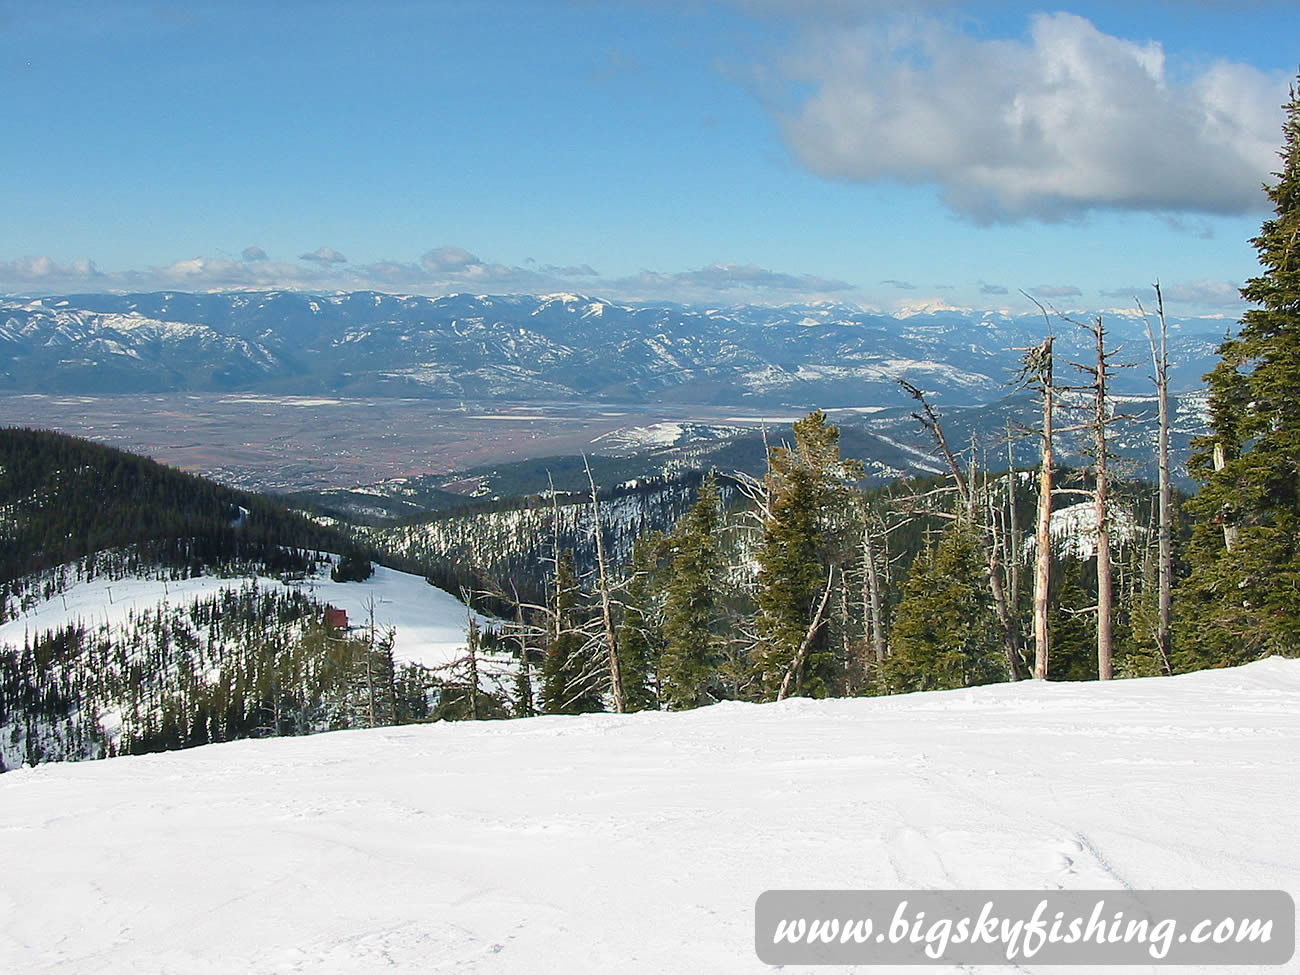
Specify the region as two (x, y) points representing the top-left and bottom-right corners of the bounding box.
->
(1, 659), (1297, 974)
(0, 560), (486, 670)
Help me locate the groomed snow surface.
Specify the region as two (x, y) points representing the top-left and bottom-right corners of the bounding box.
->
(2, 659), (1298, 974)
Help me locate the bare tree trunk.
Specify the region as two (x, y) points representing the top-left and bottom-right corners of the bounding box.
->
(777, 568), (836, 702)
(585, 456), (625, 713)
(861, 514), (887, 667)
(1143, 285), (1175, 674)
(1006, 422), (1020, 614)
(547, 473), (563, 645)
(466, 614), (480, 721)
(1090, 317), (1114, 681)
(513, 588), (535, 717)
(365, 596), (378, 728)
(985, 496), (1023, 681)
(1032, 337), (1055, 680)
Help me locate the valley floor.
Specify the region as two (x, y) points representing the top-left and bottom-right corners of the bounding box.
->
(1, 659), (1296, 974)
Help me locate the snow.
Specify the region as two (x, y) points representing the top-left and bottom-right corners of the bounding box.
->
(1, 659), (1297, 974)
(215, 395), (347, 407)
(592, 421), (684, 449)
(0, 561), (486, 670)
(1045, 500), (1142, 559)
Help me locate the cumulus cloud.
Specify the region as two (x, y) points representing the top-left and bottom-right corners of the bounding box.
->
(421, 246), (483, 273)
(241, 246), (268, 262)
(299, 246), (348, 265)
(775, 12), (1287, 222)
(0, 255), (101, 282)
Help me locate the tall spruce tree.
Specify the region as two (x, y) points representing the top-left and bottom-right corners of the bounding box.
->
(754, 411), (862, 699)
(1180, 80), (1300, 668)
(660, 476), (725, 709)
(616, 532), (664, 712)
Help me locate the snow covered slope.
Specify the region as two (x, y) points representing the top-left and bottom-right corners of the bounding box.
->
(0, 560), (483, 670)
(2, 659), (1296, 974)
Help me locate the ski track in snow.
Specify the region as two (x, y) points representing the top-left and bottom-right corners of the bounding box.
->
(1, 659), (1298, 974)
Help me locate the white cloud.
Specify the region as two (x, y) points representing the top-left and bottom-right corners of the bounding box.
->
(299, 246), (348, 265)
(774, 12), (1288, 222)
(241, 246), (268, 262)
(420, 247), (483, 273)
(0, 248), (859, 306)
(0, 255), (102, 287)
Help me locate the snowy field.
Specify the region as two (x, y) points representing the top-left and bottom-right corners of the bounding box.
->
(1, 659), (1296, 974)
(0, 561), (486, 670)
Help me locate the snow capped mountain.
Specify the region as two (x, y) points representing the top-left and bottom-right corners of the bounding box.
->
(0, 291), (1226, 404)
(0, 658), (1295, 973)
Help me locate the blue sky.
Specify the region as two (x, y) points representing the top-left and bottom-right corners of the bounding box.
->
(2, 0), (1297, 316)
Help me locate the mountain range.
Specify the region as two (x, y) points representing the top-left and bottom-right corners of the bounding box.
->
(0, 290), (1226, 406)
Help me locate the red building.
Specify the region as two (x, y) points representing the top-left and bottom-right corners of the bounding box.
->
(324, 606), (349, 630)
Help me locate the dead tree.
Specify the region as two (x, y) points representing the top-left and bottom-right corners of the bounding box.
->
(1071, 315), (1118, 680)
(899, 380), (1023, 680)
(365, 595), (378, 727)
(1139, 284), (1175, 675)
(777, 567), (837, 701)
(584, 455), (626, 713)
(512, 584), (536, 716)
(1012, 306), (1056, 682)
(547, 472), (563, 644)
(465, 613), (481, 721)
(859, 502), (888, 668)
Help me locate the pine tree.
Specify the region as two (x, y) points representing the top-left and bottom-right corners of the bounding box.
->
(1180, 79), (1300, 668)
(616, 532), (664, 712)
(879, 524), (1004, 693)
(754, 411), (862, 700)
(660, 476), (725, 709)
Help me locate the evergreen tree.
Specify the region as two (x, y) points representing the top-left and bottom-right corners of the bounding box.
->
(754, 411), (863, 700)
(1180, 79), (1300, 668)
(1045, 555), (1101, 682)
(331, 551), (374, 583)
(616, 532), (664, 712)
(879, 524), (1004, 693)
(660, 476), (725, 709)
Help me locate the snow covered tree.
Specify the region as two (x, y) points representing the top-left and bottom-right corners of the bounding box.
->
(1180, 79), (1300, 668)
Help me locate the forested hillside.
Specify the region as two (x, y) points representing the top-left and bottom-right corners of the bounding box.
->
(0, 429), (482, 769)
(370, 471), (743, 608)
(0, 427), (372, 590)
